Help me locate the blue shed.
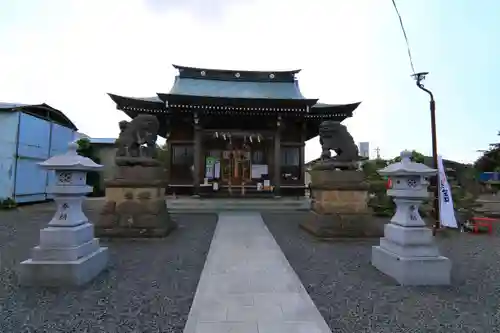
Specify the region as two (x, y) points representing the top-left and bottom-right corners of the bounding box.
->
(0, 102), (78, 203)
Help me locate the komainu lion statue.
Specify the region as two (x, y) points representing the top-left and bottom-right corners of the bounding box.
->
(319, 120), (359, 162)
(115, 114), (159, 159)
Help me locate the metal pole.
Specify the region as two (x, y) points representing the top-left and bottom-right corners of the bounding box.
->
(412, 72), (440, 235)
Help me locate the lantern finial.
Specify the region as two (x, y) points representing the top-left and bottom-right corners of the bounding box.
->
(68, 141), (79, 154)
(400, 150), (412, 163)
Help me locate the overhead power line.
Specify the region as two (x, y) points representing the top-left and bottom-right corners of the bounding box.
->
(391, 0), (416, 74)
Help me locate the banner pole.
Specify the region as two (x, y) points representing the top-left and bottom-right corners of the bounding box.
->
(411, 72), (440, 236)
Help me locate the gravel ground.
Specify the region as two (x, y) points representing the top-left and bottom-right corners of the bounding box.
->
(263, 212), (500, 333)
(0, 203), (217, 333)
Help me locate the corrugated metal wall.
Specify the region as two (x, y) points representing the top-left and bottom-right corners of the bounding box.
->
(0, 112), (19, 199)
(14, 112), (52, 203)
(0, 111), (76, 203)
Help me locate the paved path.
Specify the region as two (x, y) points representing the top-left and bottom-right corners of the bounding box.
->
(183, 212), (331, 333)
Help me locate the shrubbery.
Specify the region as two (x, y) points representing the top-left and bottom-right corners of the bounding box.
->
(0, 197), (17, 209)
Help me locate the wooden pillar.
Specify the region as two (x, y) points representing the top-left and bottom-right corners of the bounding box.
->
(165, 132), (172, 185)
(273, 116), (281, 197)
(300, 121), (306, 183)
(193, 118), (201, 196)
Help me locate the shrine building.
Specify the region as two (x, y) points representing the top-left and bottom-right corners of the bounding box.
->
(108, 65), (360, 197)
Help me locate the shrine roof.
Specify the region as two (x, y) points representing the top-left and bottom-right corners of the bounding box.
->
(129, 96), (163, 103)
(108, 93), (361, 118)
(173, 65), (301, 81)
(309, 101), (361, 115)
(168, 65), (305, 100)
(108, 94), (164, 107)
(108, 65), (361, 122)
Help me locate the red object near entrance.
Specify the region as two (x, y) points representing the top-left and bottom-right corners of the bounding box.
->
(470, 217), (497, 234)
(386, 178), (393, 189)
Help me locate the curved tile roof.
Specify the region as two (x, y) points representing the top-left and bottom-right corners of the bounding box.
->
(168, 64), (307, 100)
(168, 76), (306, 100)
(173, 64), (301, 81)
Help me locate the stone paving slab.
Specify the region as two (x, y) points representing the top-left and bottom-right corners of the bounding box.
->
(183, 212), (331, 333)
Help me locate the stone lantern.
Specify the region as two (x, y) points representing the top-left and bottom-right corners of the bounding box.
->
(19, 142), (109, 286)
(371, 150), (451, 285)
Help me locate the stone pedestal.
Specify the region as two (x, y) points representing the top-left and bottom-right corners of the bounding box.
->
(19, 143), (108, 287)
(96, 165), (177, 238)
(19, 222), (109, 286)
(371, 150), (451, 286)
(300, 168), (385, 238)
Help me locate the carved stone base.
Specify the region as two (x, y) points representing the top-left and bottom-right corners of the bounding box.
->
(19, 223), (109, 286)
(96, 184), (177, 238)
(300, 211), (385, 239)
(106, 165), (165, 186)
(312, 189), (369, 214)
(312, 159), (359, 171)
(303, 169), (385, 238)
(372, 246), (451, 285)
(308, 170), (369, 190)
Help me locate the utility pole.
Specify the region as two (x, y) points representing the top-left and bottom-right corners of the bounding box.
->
(411, 72), (440, 236)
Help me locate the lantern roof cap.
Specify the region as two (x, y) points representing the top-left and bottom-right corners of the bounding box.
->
(378, 150), (437, 177)
(38, 142), (103, 171)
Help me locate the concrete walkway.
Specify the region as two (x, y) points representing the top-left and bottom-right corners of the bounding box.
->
(183, 212), (332, 333)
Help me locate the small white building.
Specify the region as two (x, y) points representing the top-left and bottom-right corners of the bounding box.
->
(359, 142), (370, 159)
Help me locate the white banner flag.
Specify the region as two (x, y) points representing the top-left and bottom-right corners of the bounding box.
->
(437, 155), (458, 228)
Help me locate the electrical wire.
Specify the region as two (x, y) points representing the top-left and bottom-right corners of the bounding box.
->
(391, 0), (416, 74)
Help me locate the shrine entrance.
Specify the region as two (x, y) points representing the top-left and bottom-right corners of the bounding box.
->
(221, 147), (251, 187)
(201, 132), (272, 197)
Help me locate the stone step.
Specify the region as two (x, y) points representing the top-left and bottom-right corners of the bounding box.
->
(83, 197), (311, 213)
(166, 198), (311, 213)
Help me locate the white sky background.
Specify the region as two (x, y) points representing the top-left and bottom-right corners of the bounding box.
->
(1, 0), (464, 163)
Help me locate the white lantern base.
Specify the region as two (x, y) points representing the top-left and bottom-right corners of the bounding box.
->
(19, 248), (108, 287)
(18, 223), (108, 287)
(371, 246), (451, 286)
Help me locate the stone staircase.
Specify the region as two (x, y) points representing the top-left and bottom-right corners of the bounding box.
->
(166, 197), (311, 213)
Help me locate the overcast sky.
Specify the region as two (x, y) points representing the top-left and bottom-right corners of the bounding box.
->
(1, 0), (498, 163)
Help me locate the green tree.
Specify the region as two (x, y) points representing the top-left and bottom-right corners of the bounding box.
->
(361, 158), (395, 216)
(156, 142), (169, 166)
(389, 150), (425, 164)
(76, 138), (93, 158)
(361, 158), (388, 180)
(474, 131), (500, 172)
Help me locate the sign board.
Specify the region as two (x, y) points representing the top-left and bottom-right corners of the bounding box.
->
(205, 157), (217, 179)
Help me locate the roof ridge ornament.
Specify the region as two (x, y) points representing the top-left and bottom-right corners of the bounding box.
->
(171, 64), (302, 75)
(67, 141), (79, 155)
(400, 150), (412, 164)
